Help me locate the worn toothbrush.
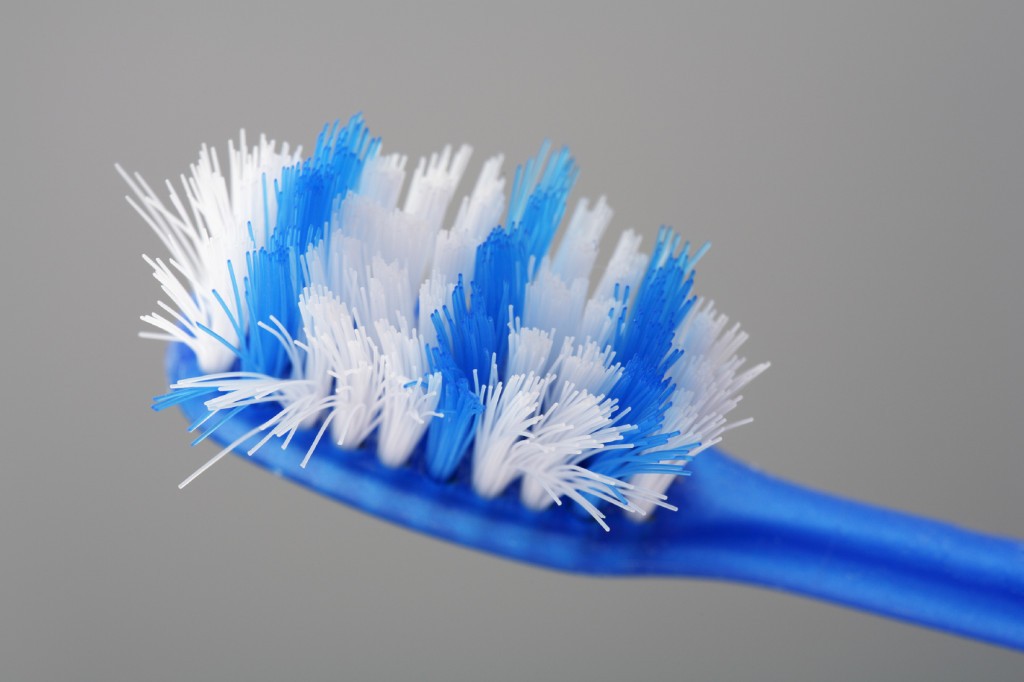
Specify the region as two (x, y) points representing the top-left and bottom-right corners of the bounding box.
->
(120, 115), (1024, 650)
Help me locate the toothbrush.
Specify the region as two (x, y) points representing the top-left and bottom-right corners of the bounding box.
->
(121, 115), (1024, 651)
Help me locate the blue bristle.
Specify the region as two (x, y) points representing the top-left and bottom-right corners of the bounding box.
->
(421, 276), (498, 479)
(269, 115), (378, 256)
(586, 356), (678, 478)
(198, 250), (300, 377)
(423, 288), (490, 480)
(468, 144), (578, 368)
(508, 144), (578, 266)
(612, 228), (699, 368)
(152, 382), (237, 443)
(430, 275), (500, 383)
(423, 372), (482, 481)
(471, 227), (527, 364)
(238, 248), (301, 376)
(507, 140), (551, 225)
(152, 385), (212, 412)
(583, 227), (707, 483)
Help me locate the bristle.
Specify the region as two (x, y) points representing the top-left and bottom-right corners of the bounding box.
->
(375, 320), (442, 467)
(338, 194), (434, 292)
(471, 372), (551, 499)
(549, 196), (613, 284)
(515, 381), (632, 516)
(549, 337), (623, 400)
(128, 116), (765, 529)
(592, 228), (648, 301)
(358, 153), (407, 210)
(450, 154), (506, 240)
(417, 272), (454, 348)
(523, 264), (589, 351)
(430, 153), (508, 289)
(303, 293), (384, 450)
(506, 324), (555, 379)
(403, 144), (473, 234)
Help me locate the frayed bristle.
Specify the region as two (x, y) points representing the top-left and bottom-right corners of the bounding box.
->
(126, 115), (766, 529)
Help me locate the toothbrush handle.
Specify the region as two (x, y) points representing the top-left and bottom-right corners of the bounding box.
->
(644, 451), (1024, 650)
(165, 345), (1023, 648)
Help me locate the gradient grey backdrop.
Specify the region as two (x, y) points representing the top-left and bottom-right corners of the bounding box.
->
(4, 2), (1022, 680)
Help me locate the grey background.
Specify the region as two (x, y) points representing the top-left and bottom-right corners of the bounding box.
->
(4, 1), (1022, 680)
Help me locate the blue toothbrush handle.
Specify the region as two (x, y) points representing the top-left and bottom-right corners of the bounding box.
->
(650, 452), (1024, 650)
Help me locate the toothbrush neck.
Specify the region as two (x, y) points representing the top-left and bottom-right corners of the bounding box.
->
(633, 448), (1024, 649)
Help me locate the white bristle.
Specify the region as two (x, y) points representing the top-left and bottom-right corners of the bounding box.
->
(431, 228), (482, 287)
(377, 371), (442, 467)
(358, 153), (408, 210)
(515, 382), (631, 514)
(427, 154), (509, 287)
(374, 318), (430, 378)
(549, 196), (613, 284)
(374, 319), (442, 465)
(523, 264), (588, 351)
(577, 293), (622, 350)
(239, 133), (298, 247)
(449, 154), (506, 240)
(471, 373), (551, 499)
(339, 194), (435, 290)
(404, 144), (473, 234)
(549, 337), (623, 401)
(302, 293), (386, 450)
(592, 228), (648, 300)
(341, 256), (417, 340)
(506, 325), (555, 379)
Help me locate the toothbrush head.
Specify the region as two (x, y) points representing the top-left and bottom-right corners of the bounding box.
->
(127, 114), (768, 537)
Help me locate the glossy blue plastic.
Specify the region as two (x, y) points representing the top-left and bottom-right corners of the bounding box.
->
(167, 343), (1024, 650)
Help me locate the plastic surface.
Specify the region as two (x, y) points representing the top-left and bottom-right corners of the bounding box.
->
(167, 343), (1024, 649)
